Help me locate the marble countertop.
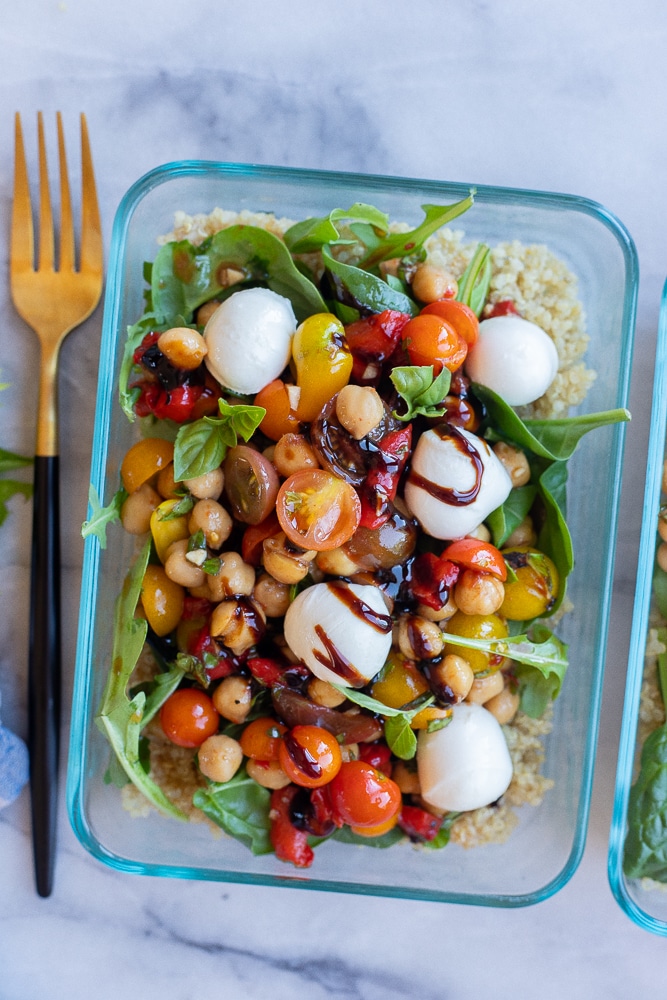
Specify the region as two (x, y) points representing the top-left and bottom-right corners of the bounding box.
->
(2, 2), (666, 995)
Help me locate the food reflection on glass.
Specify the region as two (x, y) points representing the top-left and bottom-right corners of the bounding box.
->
(83, 196), (629, 867)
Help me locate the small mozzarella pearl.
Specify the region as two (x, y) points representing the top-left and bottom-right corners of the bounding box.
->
(465, 315), (559, 406)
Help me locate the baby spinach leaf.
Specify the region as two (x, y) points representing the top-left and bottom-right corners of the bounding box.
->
(81, 485), (127, 549)
(283, 203), (389, 254)
(151, 226), (327, 324)
(357, 195), (475, 269)
(173, 399), (266, 481)
(322, 245), (419, 317)
(536, 461), (573, 611)
(193, 769), (272, 855)
(653, 563), (667, 620)
(486, 485), (537, 548)
(389, 366), (452, 421)
(96, 539), (187, 820)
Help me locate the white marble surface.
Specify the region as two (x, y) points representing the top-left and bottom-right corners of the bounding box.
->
(1, 1), (666, 995)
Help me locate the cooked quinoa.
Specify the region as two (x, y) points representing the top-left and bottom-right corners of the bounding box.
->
(123, 205), (589, 850)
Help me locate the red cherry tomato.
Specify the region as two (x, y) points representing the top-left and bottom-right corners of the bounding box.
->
(358, 742), (393, 777)
(442, 538), (507, 581)
(401, 314), (468, 373)
(421, 299), (480, 347)
(278, 725), (343, 789)
(239, 717), (287, 761)
(269, 785), (314, 868)
(276, 469), (361, 551)
(241, 511), (281, 565)
(159, 688), (219, 747)
(328, 760), (402, 828)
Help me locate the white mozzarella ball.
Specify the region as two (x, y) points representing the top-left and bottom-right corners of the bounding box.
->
(417, 702), (513, 812)
(465, 315), (559, 406)
(404, 426), (512, 540)
(203, 287), (296, 395)
(283, 581), (393, 688)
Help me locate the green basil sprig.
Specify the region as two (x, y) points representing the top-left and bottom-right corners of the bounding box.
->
(331, 685), (438, 760)
(389, 366), (452, 421)
(173, 399), (266, 482)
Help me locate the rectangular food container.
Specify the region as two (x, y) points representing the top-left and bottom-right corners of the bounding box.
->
(608, 278), (667, 934)
(67, 161), (637, 905)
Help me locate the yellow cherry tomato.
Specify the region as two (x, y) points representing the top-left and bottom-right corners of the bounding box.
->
(121, 437), (174, 493)
(500, 545), (560, 621)
(141, 564), (184, 636)
(443, 611), (509, 675)
(292, 313), (352, 421)
(371, 653), (444, 730)
(150, 498), (190, 564)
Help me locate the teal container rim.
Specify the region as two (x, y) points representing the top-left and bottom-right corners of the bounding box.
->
(608, 276), (667, 935)
(67, 160), (638, 905)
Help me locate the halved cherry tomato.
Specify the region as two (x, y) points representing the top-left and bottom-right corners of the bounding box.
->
(278, 725), (342, 789)
(422, 299), (480, 347)
(327, 760), (402, 828)
(120, 437), (174, 493)
(224, 445), (280, 525)
(159, 688), (219, 747)
(401, 313), (468, 373)
(254, 379), (301, 441)
(276, 469), (361, 551)
(239, 717), (287, 761)
(442, 538), (507, 581)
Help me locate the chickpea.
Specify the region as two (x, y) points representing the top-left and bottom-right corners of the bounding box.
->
(246, 758), (291, 790)
(253, 572), (291, 618)
(189, 498), (233, 550)
(207, 551), (256, 600)
(307, 677), (347, 708)
(156, 462), (179, 499)
(417, 594), (458, 623)
(273, 433), (320, 477)
(121, 481), (161, 535)
(335, 384), (384, 440)
(158, 327), (208, 370)
(315, 546), (360, 577)
(485, 685), (520, 725)
(658, 543), (667, 574)
(184, 467), (224, 500)
(466, 670), (505, 705)
(210, 598), (266, 656)
(466, 523), (491, 543)
(164, 539), (207, 589)
(454, 570), (505, 616)
(196, 299), (221, 326)
(505, 515), (537, 548)
(263, 532), (316, 584)
(430, 653), (474, 703)
(212, 674), (253, 723)
(411, 262), (458, 303)
(197, 734), (243, 784)
(397, 615), (444, 661)
(341, 743), (360, 763)
(493, 441), (531, 488)
(392, 759), (421, 795)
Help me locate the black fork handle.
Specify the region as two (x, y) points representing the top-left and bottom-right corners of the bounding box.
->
(28, 454), (61, 898)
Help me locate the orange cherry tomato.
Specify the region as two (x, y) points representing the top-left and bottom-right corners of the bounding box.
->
(328, 760), (402, 828)
(254, 379), (301, 441)
(276, 469), (361, 551)
(442, 538), (507, 581)
(120, 437), (174, 493)
(278, 725), (343, 788)
(401, 314), (468, 373)
(159, 688), (219, 747)
(349, 813), (399, 837)
(421, 299), (480, 347)
(240, 717), (287, 761)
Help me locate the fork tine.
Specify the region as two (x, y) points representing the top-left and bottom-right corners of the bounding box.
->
(11, 112), (35, 272)
(79, 114), (103, 273)
(37, 111), (55, 272)
(56, 113), (74, 273)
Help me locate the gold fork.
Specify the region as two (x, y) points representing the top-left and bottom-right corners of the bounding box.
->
(11, 112), (103, 897)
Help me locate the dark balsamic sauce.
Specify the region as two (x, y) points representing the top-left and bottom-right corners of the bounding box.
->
(407, 424), (483, 506)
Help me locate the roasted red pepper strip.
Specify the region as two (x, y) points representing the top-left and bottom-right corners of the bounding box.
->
(188, 625), (238, 680)
(398, 804), (443, 842)
(345, 309), (411, 362)
(270, 786), (314, 868)
(358, 424), (412, 529)
(408, 552), (460, 610)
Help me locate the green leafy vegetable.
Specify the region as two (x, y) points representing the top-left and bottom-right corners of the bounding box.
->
(0, 445), (33, 526)
(356, 195), (475, 269)
(389, 366), (452, 421)
(193, 769), (273, 855)
(322, 245), (419, 317)
(486, 485), (537, 549)
(332, 685), (435, 759)
(283, 203), (389, 254)
(0, 446), (32, 474)
(81, 485), (127, 548)
(332, 824), (405, 848)
(173, 399), (266, 481)
(456, 243), (491, 316)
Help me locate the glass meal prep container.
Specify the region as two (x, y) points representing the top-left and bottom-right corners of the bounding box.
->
(608, 277), (667, 934)
(67, 161), (637, 906)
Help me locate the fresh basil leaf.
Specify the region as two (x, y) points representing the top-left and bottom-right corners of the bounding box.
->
(151, 226), (327, 324)
(358, 195), (475, 268)
(384, 714), (418, 760)
(81, 485), (127, 549)
(322, 245), (419, 317)
(332, 824), (405, 848)
(217, 398), (267, 441)
(193, 769), (272, 855)
(172, 400), (265, 481)
(283, 203), (389, 254)
(389, 366), (452, 420)
(486, 485), (537, 549)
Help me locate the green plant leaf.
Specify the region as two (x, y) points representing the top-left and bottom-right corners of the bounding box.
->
(0, 479), (32, 526)
(193, 769), (273, 855)
(0, 447), (33, 473)
(486, 485), (537, 549)
(81, 485), (127, 548)
(283, 203), (389, 254)
(322, 245), (419, 317)
(332, 824), (405, 848)
(357, 195), (475, 268)
(384, 714), (418, 760)
(173, 400), (265, 481)
(389, 366), (452, 421)
(456, 243), (491, 316)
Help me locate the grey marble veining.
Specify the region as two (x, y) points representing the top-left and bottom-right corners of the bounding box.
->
(2, 2), (667, 997)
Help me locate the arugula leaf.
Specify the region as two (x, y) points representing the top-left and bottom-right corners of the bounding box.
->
(193, 768), (273, 855)
(0, 479), (32, 526)
(96, 539), (187, 820)
(322, 245), (419, 318)
(81, 484), (127, 548)
(389, 366), (452, 421)
(456, 243), (492, 316)
(119, 313), (162, 421)
(173, 399), (265, 481)
(486, 485), (537, 549)
(357, 195), (475, 269)
(140, 662), (188, 727)
(283, 203), (389, 254)
(0, 446), (32, 474)
(151, 226), (327, 324)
